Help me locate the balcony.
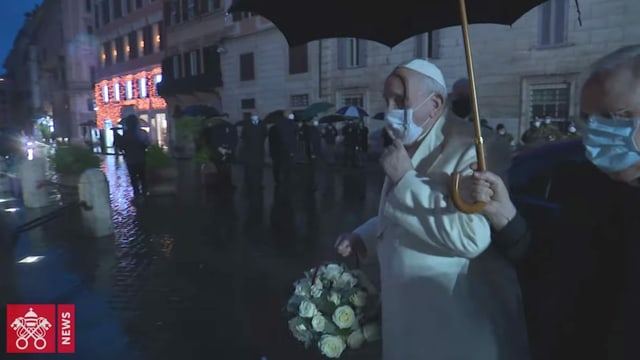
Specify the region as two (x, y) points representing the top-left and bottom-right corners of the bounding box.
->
(157, 72), (222, 97)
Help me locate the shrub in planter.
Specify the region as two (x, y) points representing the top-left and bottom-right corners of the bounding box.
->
(145, 145), (177, 195)
(49, 144), (101, 176)
(146, 145), (173, 170)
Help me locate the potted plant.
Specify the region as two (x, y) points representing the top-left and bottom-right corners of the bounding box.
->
(49, 144), (102, 187)
(173, 115), (205, 158)
(145, 145), (178, 195)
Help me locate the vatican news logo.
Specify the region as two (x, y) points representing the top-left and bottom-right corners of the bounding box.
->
(6, 304), (75, 353)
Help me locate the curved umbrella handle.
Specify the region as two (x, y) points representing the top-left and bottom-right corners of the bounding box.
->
(450, 140), (487, 214)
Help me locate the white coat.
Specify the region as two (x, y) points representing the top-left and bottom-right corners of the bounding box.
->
(354, 116), (528, 360)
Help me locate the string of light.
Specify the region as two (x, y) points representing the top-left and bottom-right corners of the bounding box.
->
(94, 66), (166, 129)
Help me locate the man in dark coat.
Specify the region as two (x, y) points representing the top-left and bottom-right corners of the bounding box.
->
(322, 121), (338, 164)
(119, 115), (150, 199)
(303, 119), (322, 191)
(356, 120), (369, 165)
(269, 110), (296, 187)
(203, 118), (238, 190)
(241, 114), (267, 193)
(342, 120), (357, 167)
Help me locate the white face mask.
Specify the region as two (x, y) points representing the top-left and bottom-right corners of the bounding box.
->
(250, 115), (259, 124)
(312, 121), (319, 126)
(287, 114), (295, 120)
(384, 95), (432, 145)
(568, 125), (576, 133)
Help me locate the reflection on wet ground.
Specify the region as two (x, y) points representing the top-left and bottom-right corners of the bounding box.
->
(1, 156), (384, 360)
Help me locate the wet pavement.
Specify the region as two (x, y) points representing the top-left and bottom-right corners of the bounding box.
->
(1, 156), (384, 360)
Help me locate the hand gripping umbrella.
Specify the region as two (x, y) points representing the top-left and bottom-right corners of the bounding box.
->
(228, 0), (582, 213)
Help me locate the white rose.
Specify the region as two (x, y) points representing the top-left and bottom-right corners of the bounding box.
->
(336, 272), (358, 288)
(311, 314), (326, 332)
(310, 284), (323, 298)
(332, 305), (356, 329)
(318, 335), (347, 358)
(294, 279), (311, 297)
(322, 264), (344, 281)
(327, 291), (341, 305)
(299, 300), (318, 318)
(347, 329), (365, 349)
(288, 317), (311, 343)
(362, 323), (381, 342)
(349, 290), (367, 307)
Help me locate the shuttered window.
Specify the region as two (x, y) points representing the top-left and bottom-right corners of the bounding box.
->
(289, 44), (308, 74)
(529, 83), (570, 120)
(538, 0), (568, 46)
(240, 53), (255, 81)
(337, 38), (367, 69)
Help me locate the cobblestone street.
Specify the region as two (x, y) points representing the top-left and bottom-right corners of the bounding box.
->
(1, 156), (384, 360)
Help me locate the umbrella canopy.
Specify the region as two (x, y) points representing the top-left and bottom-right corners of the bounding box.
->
(181, 105), (221, 118)
(337, 105), (368, 118)
(318, 114), (348, 124)
(228, 0), (578, 47)
(117, 118), (150, 128)
(300, 102), (334, 121)
(264, 110), (285, 124)
(372, 112), (385, 120)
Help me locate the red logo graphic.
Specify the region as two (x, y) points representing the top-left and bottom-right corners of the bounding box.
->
(6, 304), (76, 354)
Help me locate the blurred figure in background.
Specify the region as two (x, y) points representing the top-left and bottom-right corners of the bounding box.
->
(241, 113), (267, 193)
(120, 115), (151, 200)
(321, 121), (338, 165)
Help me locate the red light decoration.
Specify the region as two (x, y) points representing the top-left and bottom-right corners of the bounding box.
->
(94, 66), (166, 129)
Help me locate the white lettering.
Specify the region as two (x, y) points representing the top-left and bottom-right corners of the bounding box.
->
(62, 337), (71, 345)
(61, 318), (71, 330)
(62, 312), (71, 319)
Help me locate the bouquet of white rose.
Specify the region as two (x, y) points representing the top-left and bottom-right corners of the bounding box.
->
(286, 263), (381, 358)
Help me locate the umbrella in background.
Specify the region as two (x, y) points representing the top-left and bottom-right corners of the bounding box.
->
(372, 112), (385, 120)
(117, 117), (150, 128)
(337, 106), (368, 118)
(300, 102), (334, 121)
(228, 0), (583, 214)
(181, 105), (221, 118)
(318, 114), (347, 124)
(264, 110), (285, 124)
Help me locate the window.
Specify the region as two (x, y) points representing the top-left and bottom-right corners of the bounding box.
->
(102, 85), (109, 103)
(101, 0), (110, 25)
(239, 53), (255, 81)
(126, 0), (133, 13)
(113, 83), (121, 102)
(241, 98), (255, 109)
(115, 37), (125, 63)
(187, 0), (196, 19)
(143, 25), (153, 55)
(415, 34), (426, 58)
(188, 50), (200, 76)
(125, 80), (133, 99)
(128, 31), (138, 59)
(290, 94), (309, 108)
(342, 95), (364, 108)
(337, 38), (367, 69)
(289, 44), (308, 74)
(529, 83), (570, 120)
(538, 0), (568, 46)
(94, 5), (100, 29)
(172, 54), (182, 78)
(139, 77), (148, 98)
(102, 42), (112, 66)
(85, 0), (92, 13)
(114, 0), (122, 18)
(170, 1), (180, 24)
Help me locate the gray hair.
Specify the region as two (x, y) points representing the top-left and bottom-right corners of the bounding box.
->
(588, 45), (640, 73)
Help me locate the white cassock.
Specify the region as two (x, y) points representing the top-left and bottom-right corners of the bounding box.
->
(354, 116), (529, 360)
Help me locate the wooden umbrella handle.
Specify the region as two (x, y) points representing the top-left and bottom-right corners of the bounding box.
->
(451, 140), (487, 214)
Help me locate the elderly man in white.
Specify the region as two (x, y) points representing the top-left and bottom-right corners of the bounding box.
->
(336, 59), (528, 360)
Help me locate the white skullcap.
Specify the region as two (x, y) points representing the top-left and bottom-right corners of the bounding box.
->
(399, 59), (446, 89)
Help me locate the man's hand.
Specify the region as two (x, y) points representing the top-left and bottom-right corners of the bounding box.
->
(380, 128), (413, 184)
(469, 163), (517, 230)
(335, 233), (366, 258)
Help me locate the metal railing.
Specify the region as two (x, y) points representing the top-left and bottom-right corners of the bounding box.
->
(11, 201), (93, 239)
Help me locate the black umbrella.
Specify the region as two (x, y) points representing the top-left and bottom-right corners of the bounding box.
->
(318, 114), (347, 124)
(264, 110), (285, 124)
(228, 0), (583, 214)
(372, 112), (385, 120)
(181, 105), (221, 118)
(336, 105), (368, 118)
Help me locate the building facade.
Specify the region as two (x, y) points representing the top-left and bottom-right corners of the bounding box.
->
(3, 0), (98, 139)
(93, 0), (167, 148)
(158, 0), (225, 147)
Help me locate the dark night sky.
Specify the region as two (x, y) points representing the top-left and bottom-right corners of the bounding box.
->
(1, 0), (42, 72)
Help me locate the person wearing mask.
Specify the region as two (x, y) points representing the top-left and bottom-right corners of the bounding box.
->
(269, 110), (296, 187)
(539, 116), (563, 141)
(203, 118), (238, 190)
(303, 119), (322, 191)
(356, 120), (369, 165)
(296, 120), (306, 163)
(341, 119), (357, 167)
(321, 121), (338, 165)
(469, 45), (640, 360)
(241, 113), (267, 193)
(119, 115), (151, 200)
(334, 59), (527, 360)
(496, 123), (515, 148)
(521, 118), (543, 144)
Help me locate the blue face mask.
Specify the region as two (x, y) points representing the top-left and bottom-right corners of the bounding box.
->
(583, 115), (640, 172)
(251, 116), (259, 124)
